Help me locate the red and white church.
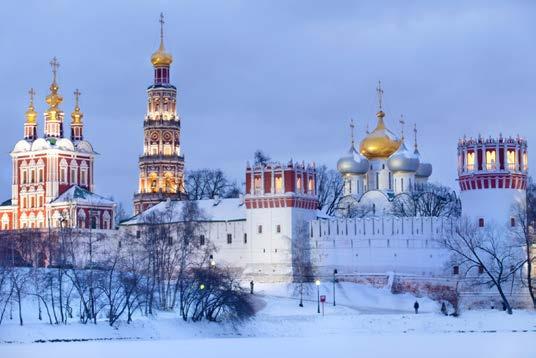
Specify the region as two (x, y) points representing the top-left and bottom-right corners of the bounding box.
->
(0, 58), (115, 231)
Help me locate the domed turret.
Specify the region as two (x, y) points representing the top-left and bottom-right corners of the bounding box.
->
(337, 147), (369, 175)
(338, 119), (369, 175)
(359, 110), (401, 159)
(412, 124), (432, 179)
(387, 140), (420, 172)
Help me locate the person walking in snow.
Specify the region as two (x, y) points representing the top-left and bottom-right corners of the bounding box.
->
(414, 301), (419, 314)
(441, 302), (448, 316)
(250, 280), (254, 294)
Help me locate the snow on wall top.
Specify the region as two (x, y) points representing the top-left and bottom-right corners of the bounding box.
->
(122, 198), (247, 225)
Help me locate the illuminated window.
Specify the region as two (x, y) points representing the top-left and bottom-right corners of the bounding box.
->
(507, 150), (516, 170)
(275, 175), (283, 194)
(254, 176), (262, 195)
(523, 152), (528, 171)
(466, 152), (475, 171)
(296, 176), (302, 191)
(485, 150), (496, 170)
(308, 177), (314, 192)
(163, 145), (172, 156)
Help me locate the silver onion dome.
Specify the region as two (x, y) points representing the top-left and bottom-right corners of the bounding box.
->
(387, 142), (420, 172)
(416, 162), (433, 177)
(337, 146), (369, 175)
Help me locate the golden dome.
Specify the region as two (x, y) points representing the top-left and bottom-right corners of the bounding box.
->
(25, 88), (37, 124)
(359, 111), (401, 159)
(45, 82), (63, 110)
(71, 89), (83, 124)
(151, 41), (173, 66)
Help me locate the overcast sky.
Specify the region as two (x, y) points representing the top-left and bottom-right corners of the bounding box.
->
(1, 1), (535, 213)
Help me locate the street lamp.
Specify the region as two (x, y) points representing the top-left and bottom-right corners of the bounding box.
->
(209, 255), (216, 268)
(199, 283), (205, 290)
(333, 269), (338, 307)
(315, 279), (321, 314)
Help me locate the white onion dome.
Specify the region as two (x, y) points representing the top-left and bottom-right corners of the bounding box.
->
(337, 146), (369, 175)
(387, 141), (420, 172)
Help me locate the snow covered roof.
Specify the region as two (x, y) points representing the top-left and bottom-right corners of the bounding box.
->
(50, 186), (115, 206)
(122, 198), (246, 225)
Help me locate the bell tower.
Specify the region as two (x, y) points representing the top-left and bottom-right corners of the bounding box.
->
(133, 13), (185, 214)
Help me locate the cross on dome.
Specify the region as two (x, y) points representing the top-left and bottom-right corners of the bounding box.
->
(28, 88), (35, 104)
(349, 118), (355, 146)
(50, 57), (60, 83)
(376, 80), (384, 111)
(399, 114), (405, 140)
(74, 89), (81, 106)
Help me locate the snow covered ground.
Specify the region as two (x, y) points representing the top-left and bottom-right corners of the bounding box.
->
(1, 282), (535, 358)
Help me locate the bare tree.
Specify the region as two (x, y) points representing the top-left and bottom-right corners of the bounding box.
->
(392, 183), (461, 217)
(317, 165), (344, 216)
(253, 150), (270, 165)
(291, 220), (314, 307)
(439, 216), (525, 314)
(185, 169), (240, 200)
(512, 183), (536, 308)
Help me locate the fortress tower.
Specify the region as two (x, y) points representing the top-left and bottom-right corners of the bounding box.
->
(457, 134), (528, 226)
(133, 14), (185, 214)
(244, 161), (318, 275)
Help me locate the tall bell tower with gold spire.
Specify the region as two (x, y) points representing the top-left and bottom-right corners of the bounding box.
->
(133, 13), (185, 215)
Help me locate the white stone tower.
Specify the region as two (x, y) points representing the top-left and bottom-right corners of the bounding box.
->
(244, 160), (318, 277)
(458, 134), (528, 226)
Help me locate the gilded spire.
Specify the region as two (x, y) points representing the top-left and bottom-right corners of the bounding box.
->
(151, 13), (173, 66)
(45, 57), (63, 117)
(71, 89), (83, 124)
(25, 88), (37, 124)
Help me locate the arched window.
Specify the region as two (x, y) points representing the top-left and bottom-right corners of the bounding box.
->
(478, 218), (485, 227)
(486, 150), (496, 170)
(275, 175), (283, 194)
(59, 159), (68, 184)
(466, 152), (475, 171)
(77, 209), (86, 228)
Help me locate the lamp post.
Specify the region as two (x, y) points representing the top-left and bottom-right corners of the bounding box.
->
(333, 269), (338, 306)
(315, 279), (321, 314)
(209, 254), (216, 268)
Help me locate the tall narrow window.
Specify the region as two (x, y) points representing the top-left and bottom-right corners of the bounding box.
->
(227, 233), (232, 244)
(486, 150), (496, 170)
(478, 218), (485, 227)
(243, 233), (247, 244)
(200, 234), (205, 246)
(258, 225), (263, 234)
(467, 152), (475, 171)
(375, 172), (379, 190)
(276, 224), (281, 233)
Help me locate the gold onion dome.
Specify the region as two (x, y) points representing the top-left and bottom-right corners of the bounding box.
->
(151, 41), (173, 66)
(151, 13), (172, 66)
(25, 89), (37, 124)
(71, 89), (83, 123)
(359, 111), (401, 159)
